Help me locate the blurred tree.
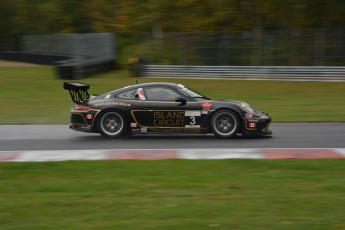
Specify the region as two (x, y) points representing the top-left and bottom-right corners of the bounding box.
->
(0, 0), (344, 65)
(1, 0), (344, 40)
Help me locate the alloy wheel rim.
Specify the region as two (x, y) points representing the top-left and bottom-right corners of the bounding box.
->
(214, 113), (237, 135)
(101, 112), (123, 136)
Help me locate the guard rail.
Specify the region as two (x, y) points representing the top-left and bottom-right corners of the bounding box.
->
(142, 65), (345, 81)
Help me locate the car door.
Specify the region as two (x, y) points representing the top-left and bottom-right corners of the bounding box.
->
(131, 86), (206, 133)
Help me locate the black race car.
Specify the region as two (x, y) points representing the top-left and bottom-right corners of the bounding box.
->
(64, 82), (272, 138)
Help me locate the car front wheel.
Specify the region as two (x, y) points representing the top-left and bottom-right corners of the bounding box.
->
(211, 110), (239, 138)
(97, 111), (126, 138)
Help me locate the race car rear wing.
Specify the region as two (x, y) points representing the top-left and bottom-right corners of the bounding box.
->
(63, 82), (90, 104)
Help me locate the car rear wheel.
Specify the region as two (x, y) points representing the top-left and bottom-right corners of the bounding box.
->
(211, 110), (239, 138)
(97, 111), (126, 138)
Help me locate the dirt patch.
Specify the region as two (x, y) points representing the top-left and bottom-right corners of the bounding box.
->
(0, 60), (43, 67)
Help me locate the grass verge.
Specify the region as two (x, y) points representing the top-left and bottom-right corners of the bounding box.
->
(0, 159), (344, 230)
(0, 66), (344, 123)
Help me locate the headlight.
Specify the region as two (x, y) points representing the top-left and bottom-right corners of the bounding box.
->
(239, 102), (255, 113)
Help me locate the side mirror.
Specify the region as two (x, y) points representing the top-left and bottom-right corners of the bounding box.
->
(175, 97), (187, 105)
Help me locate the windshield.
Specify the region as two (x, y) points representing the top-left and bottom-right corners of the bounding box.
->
(179, 86), (209, 100)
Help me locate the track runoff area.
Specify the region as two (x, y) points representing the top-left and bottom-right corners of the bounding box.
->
(1, 148), (345, 162)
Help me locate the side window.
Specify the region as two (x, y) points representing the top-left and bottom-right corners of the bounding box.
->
(116, 89), (138, 99)
(116, 88), (146, 100)
(145, 87), (180, 101)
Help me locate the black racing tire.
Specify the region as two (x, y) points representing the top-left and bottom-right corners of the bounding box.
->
(97, 111), (127, 138)
(210, 110), (240, 139)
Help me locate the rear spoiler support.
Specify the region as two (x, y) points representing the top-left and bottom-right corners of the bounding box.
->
(63, 82), (90, 104)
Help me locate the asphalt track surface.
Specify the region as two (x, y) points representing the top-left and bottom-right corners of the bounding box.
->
(0, 123), (344, 151)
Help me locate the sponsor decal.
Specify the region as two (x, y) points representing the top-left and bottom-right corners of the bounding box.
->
(131, 128), (140, 132)
(185, 125), (201, 128)
(130, 122), (137, 128)
(248, 123), (256, 128)
(86, 114), (93, 120)
(201, 111), (208, 114)
(153, 111), (185, 127)
(150, 128), (201, 134)
(202, 102), (212, 108)
(94, 102), (131, 107)
(245, 112), (253, 118)
(185, 111), (201, 117)
(105, 94), (111, 99)
(140, 128), (147, 133)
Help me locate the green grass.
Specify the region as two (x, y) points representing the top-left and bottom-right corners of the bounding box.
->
(0, 159), (344, 229)
(0, 66), (344, 123)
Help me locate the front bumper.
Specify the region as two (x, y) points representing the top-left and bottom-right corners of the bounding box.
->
(242, 128), (273, 136)
(242, 115), (272, 136)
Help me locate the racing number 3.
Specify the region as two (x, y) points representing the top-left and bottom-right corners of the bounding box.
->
(189, 116), (196, 125)
(184, 111), (201, 128)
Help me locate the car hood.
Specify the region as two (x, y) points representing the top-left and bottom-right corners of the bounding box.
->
(204, 99), (269, 117)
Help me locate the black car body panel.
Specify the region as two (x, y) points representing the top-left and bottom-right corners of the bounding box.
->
(64, 82), (272, 138)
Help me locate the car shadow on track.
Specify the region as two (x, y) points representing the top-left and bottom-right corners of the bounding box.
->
(73, 134), (272, 141)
